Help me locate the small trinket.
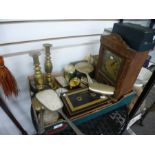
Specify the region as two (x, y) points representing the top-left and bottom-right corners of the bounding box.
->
(69, 77), (81, 89)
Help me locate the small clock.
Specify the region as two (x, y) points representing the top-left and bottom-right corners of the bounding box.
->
(96, 34), (148, 99)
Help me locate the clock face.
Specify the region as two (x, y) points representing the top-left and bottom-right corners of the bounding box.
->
(101, 50), (124, 83)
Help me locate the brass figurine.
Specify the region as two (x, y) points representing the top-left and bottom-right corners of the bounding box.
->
(30, 52), (44, 90)
(43, 43), (57, 89)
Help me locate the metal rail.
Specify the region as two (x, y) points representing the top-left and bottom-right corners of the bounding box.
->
(2, 40), (99, 58)
(0, 19), (118, 24)
(0, 34), (101, 47)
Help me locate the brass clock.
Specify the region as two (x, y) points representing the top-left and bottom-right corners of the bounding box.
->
(101, 50), (123, 83)
(96, 34), (148, 99)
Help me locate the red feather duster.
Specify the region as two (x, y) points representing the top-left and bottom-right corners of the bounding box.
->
(0, 56), (18, 97)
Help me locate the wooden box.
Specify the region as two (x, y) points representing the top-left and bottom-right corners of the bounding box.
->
(61, 88), (111, 118)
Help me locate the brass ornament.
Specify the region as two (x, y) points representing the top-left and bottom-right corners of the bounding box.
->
(69, 77), (80, 89)
(30, 52), (44, 91)
(43, 43), (57, 89)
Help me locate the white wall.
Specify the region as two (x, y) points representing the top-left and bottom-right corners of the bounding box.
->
(0, 20), (149, 134)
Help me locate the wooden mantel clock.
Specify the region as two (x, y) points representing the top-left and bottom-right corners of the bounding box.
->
(95, 33), (148, 99)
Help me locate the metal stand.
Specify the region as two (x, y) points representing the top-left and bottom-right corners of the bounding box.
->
(126, 71), (155, 134)
(129, 71), (155, 120)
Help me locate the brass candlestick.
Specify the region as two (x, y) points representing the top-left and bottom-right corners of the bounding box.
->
(43, 43), (57, 89)
(30, 52), (44, 91)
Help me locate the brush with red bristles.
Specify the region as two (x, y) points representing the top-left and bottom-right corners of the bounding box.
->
(0, 56), (27, 134)
(0, 56), (18, 97)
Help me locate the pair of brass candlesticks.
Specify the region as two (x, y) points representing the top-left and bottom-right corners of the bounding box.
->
(30, 44), (57, 91)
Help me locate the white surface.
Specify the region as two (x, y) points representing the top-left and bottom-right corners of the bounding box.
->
(137, 67), (152, 84)
(0, 20), (149, 134)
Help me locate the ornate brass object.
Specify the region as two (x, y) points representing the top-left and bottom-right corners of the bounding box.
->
(30, 52), (44, 90)
(69, 77), (80, 89)
(43, 43), (57, 89)
(101, 50), (123, 83)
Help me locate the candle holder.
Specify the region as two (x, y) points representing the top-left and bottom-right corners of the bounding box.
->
(30, 52), (44, 91)
(43, 43), (57, 89)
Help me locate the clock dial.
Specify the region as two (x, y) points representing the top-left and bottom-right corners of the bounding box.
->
(101, 50), (123, 83)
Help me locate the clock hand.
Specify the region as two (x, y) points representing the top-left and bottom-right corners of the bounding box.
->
(111, 61), (117, 66)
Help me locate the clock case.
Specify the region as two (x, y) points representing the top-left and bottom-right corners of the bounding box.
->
(95, 34), (148, 100)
